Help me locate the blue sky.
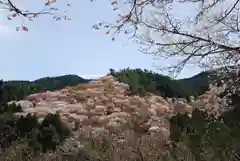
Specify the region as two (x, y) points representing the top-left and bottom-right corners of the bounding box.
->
(0, 0), (202, 81)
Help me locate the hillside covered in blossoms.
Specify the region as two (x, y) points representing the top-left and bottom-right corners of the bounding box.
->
(0, 68), (239, 161)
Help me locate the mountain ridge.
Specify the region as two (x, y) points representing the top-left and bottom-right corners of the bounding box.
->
(0, 69), (212, 103)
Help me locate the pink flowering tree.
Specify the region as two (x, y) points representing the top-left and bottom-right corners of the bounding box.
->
(0, 0), (71, 31)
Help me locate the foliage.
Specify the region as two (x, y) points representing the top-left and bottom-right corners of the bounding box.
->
(73, 105), (240, 161)
(40, 113), (71, 143)
(1, 68), (240, 160)
(110, 68), (209, 98)
(169, 107), (240, 161)
(0, 69), (211, 103)
(0, 91), (71, 154)
(0, 112), (71, 153)
(33, 74), (90, 90)
(0, 74), (90, 102)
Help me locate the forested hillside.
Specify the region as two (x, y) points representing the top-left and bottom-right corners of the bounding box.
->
(0, 69), (240, 161)
(1, 75), (90, 102)
(110, 68), (210, 99)
(0, 69), (211, 103)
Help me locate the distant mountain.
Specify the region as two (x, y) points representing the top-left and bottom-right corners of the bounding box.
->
(4, 74), (90, 88)
(0, 75), (90, 102)
(0, 69), (213, 103)
(32, 74), (90, 91)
